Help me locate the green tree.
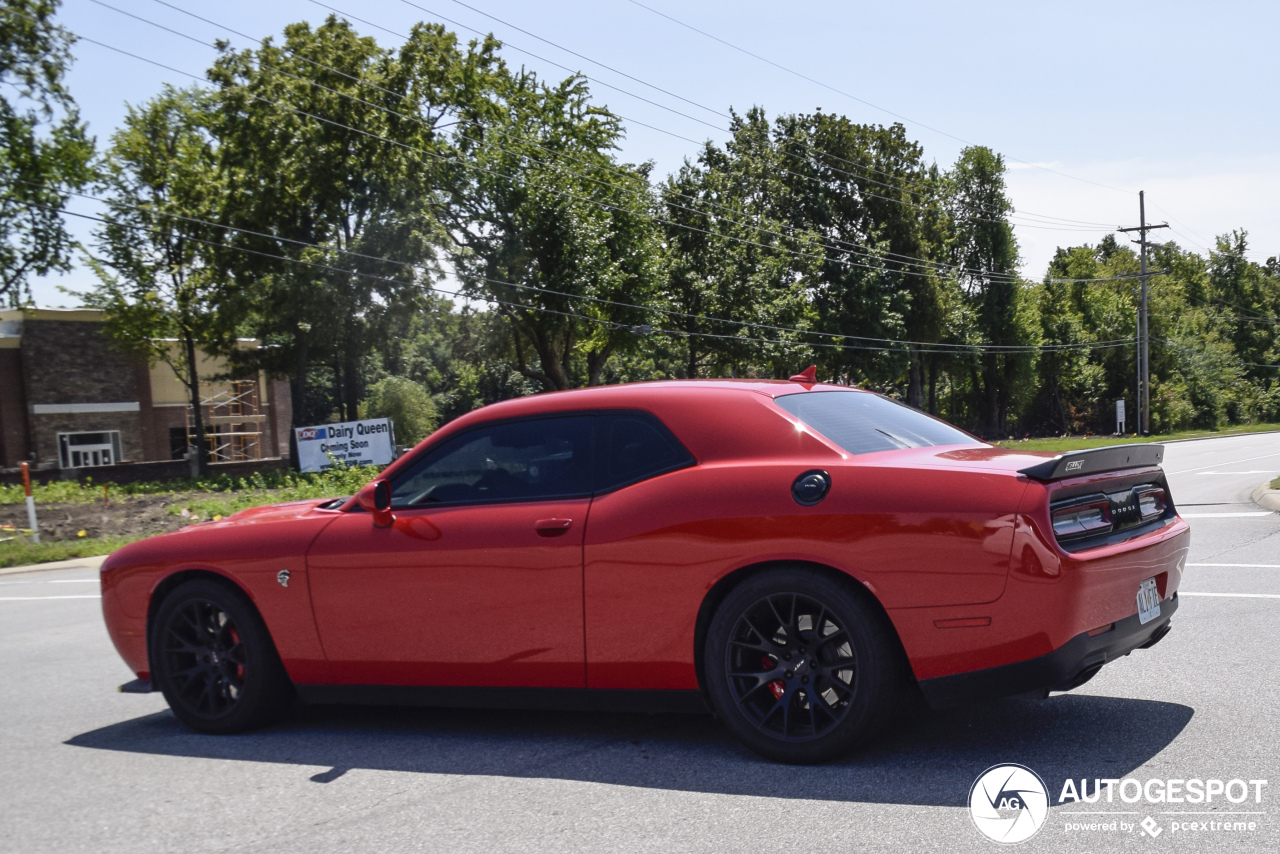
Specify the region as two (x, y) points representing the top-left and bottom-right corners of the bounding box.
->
(374, 296), (538, 424)
(946, 146), (1038, 434)
(209, 18), (495, 445)
(1207, 231), (1279, 388)
(84, 86), (234, 476)
(1032, 242), (1137, 433)
(772, 115), (946, 398)
(0, 0), (94, 304)
(359, 376), (438, 445)
(661, 109), (820, 379)
(448, 70), (665, 389)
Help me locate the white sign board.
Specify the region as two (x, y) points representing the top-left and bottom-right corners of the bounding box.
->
(295, 418), (396, 472)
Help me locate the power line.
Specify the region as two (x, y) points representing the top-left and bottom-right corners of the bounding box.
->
(35, 183), (1140, 354)
(1159, 338), (1279, 370)
(70, 29), (925, 288)
(1154, 310), (1277, 327)
(106, 2), (1129, 287)
(401, 0), (1121, 232)
(117, 0), (980, 282)
(312, 0), (1108, 234)
(621, 0), (1134, 197)
(46, 198), (1140, 358)
(435, 0), (728, 121)
(72, 16), (1061, 289)
(307, 0), (725, 133)
(1207, 296), (1279, 323)
(141, 0), (1122, 247)
(56, 10), (1149, 326)
(58, 26), (1150, 338)
(103, 0), (989, 283)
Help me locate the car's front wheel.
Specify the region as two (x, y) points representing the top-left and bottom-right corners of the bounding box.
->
(151, 579), (293, 733)
(704, 568), (905, 763)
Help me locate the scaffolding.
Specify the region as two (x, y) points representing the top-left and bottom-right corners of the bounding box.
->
(186, 380), (266, 462)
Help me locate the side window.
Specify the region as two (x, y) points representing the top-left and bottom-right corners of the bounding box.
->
(389, 416), (594, 508)
(595, 413), (693, 492)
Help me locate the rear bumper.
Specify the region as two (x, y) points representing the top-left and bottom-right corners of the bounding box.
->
(918, 591), (1178, 708)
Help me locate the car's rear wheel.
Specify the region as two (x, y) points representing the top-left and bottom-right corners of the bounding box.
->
(704, 568), (904, 763)
(151, 579), (293, 733)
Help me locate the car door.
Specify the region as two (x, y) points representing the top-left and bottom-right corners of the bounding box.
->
(307, 414), (594, 688)
(582, 412), (698, 690)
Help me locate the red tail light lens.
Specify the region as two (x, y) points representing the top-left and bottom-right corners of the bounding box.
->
(1052, 500), (1114, 540)
(1137, 487), (1167, 520)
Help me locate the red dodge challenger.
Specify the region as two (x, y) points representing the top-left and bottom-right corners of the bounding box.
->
(101, 372), (1188, 763)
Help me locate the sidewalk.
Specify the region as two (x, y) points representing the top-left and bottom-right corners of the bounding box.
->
(0, 554), (108, 577)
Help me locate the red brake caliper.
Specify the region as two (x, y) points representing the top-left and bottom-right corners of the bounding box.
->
(230, 627), (245, 680)
(762, 656), (785, 700)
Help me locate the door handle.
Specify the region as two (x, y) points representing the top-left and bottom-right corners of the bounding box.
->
(534, 518), (573, 536)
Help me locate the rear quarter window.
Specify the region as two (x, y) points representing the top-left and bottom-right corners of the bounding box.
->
(595, 412), (694, 492)
(775, 391), (975, 455)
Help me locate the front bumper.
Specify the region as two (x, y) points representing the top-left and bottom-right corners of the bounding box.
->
(917, 591), (1178, 708)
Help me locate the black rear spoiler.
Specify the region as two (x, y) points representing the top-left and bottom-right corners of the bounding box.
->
(1018, 443), (1165, 482)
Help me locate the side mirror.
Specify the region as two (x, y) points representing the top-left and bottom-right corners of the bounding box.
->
(356, 480), (396, 528)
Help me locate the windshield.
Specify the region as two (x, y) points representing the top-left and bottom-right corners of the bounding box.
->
(776, 391), (976, 456)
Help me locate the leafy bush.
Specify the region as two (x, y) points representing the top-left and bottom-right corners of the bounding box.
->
(359, 376), (438, 446)
(0, 463), (381, 506)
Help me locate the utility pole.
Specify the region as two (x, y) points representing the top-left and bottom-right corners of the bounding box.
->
(1118, 191), (1169, 435)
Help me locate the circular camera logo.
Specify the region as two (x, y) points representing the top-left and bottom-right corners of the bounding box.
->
(968, 764), (1049, 844)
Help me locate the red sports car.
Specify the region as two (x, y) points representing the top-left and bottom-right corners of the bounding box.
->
(101, 372), (1188, 762)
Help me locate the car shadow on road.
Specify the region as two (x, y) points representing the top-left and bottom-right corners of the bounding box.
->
(66, 693), (1192, 807)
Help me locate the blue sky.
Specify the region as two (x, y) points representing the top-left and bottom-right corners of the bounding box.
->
(32, 0), (1280, 304)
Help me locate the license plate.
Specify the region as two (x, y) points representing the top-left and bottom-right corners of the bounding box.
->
(1137, 577), (1161, 625)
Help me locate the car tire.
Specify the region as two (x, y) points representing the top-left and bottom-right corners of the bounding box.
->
(151, 578), (293, 734)
(704, 568), (905, 763)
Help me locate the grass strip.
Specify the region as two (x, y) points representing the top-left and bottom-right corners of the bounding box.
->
(0, 535), (142, 569)
(995, 423), (1280, 453)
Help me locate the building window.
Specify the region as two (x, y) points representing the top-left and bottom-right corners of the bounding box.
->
(58, 431), (123, 468)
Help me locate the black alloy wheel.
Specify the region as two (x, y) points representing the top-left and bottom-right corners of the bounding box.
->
(704, 568), (904, 763)
(725, 591), (858, 741)
(152, 579), (292, 733)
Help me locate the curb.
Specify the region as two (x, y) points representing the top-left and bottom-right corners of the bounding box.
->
(1160, 428), (1280, 445)
(999, 428), (1280, 451)
(1251, 482), (1280, 513)
(0, 554), (109, 577)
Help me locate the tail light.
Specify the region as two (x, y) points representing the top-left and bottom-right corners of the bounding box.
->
(1137, 487), (1167, 520)
(1050, 481), (1173, 549)
(1052, 499), (1114, 540)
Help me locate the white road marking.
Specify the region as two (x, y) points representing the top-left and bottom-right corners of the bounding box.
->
(1166, 450), (1280, 475)
(1187, 563), (1280, 568)
(1179, 591), (1280, 599)
(1196, 470), (1279, 475)
(1180, 511), (1273, 518)
(0, 595), (102, 601)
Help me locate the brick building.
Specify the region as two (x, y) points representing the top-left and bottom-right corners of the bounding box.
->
(0, 308), (291, 472)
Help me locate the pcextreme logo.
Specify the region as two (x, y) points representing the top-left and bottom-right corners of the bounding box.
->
(969, 764), (1050, 844)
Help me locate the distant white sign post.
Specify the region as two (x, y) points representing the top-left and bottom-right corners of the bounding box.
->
(1116, 399), (1126, 435)
(294, 418), (396, 472)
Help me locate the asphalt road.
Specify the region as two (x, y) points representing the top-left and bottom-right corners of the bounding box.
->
(2, 432), (1278, 854)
